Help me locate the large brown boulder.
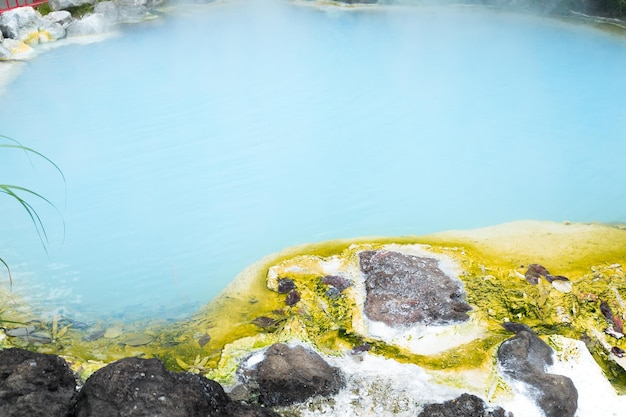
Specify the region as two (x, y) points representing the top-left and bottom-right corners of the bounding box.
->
(254, 343), (345, 407)
(359, 250), (472, 326)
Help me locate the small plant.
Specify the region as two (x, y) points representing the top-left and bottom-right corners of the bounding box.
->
(35, 3), (52, 16)
(51, 315), (72, 343)
(176, 355), (211, 375)
(0, 135), (65, 292)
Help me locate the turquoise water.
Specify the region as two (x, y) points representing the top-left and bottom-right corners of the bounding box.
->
(1, 2), (625, 318)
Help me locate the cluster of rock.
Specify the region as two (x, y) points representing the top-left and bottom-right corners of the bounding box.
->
(0, 343), (523, 417)
(2, 234), (602, 416)
(357, 251), (577, 417)
(0, 347), (279, 417)
(258, 248), (579, 416)
(0, 0), (159, 60)
(1, 328), (578, 417)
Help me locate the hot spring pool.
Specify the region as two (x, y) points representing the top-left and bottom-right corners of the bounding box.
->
(1, 1), (625, 319)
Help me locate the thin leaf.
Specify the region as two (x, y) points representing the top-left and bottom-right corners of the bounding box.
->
(56, 324), (71, 340)
(1, 136), (67, 243)
(0, 185), (51, 253)
(52, 315), (58, 338)
(0, 136), (66, 185)
(0, 257), (12, 292)
(175, 357), (189, 370)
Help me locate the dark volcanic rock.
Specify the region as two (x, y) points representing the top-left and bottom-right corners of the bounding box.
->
(71, 356), (278, 417)
(285, 289), (301, 306)
(0, 348), (78, 417)
(225, 401), (281, 417)
(255, 343), (345, 407)
(359, 250), (471, 326)
(498, 322), (554, 378)
(321, 275), (351, 292)
(277, 278), (296, 294)
(418, 393), (510, 417)
(498, 323), (578, 417)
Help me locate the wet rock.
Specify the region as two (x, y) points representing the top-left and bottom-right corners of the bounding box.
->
(533, 373), (579, 417)
(253, 343), (345, 407)
(225, 402), (281, 417)
(43, 11), (74, 28)
(84, 329), (105, 341)
(94, 0), (150, 24)
(497, 323), (578, 417)
(197, 333), (211, 347)
(94, 1), (120, 22)
(0, 348), (78, 417)
(321, 275), (351, 292)
(611, 346), (625, 358)
(66, 13), (113, 37)
(498, 322), (554, 377)
(350, 343), (371, 355)
(4, 325), (37, 337)
(285, 289), (300, 306)
(325, 286), (341, 299)
(322, 275), (351, 299)
(5, 325), (52, 344)
(0, 42), (11, 59)
(0, 7), (38, 39)
(0, 7), (56, 44)
(2, 39), (37, 60)
(251, 316), (280, 329)
(49, 0), (96, 12)
(38, 21), (66, 43)
(359, 250), (471, 326)
(525, 263), (550, 284)
(72, 356), (276, 417)
(114, 0), (150, 22)
(277, 278), (295, 294)
(418, 393), (511, 417)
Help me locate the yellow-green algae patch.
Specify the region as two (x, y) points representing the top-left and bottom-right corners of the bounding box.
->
(1, 220), (626, 394)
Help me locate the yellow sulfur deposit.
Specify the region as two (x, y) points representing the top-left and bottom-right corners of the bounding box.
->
(1, 220), (625, 395)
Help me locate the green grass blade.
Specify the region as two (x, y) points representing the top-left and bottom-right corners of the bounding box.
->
(0, 257), (12, 292)
(0, 185), (51, 254)
(0, 142), (66, 184)
(0, 135), (67, 212)
(0, 183), (65, 244)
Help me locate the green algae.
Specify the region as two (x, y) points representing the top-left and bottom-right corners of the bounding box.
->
(1, 221), (626, 394)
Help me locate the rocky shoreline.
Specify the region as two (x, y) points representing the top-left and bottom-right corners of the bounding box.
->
(1, 0), (625, 62)
(2, 221), (626, 416)
(2, 1), (626, 415)
(1, 342), (518, 417)
(0, 292), (576, 417)
(0, 0), (165, 61)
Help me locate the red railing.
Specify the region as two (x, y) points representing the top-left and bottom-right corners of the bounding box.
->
(1, 0), (48, 14)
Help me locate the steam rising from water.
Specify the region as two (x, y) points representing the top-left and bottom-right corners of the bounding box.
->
(0, 1), (625, 317)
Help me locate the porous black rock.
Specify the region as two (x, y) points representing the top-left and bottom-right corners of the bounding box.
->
(0, 348), (78, 417)
(417, 393), (511, 417)
(498, 323), (578, 417)
(277, 278), (295, 294)
(254, 343), (345, 407)
(71, 356), (278, 417)
(359, 250), (472, 326)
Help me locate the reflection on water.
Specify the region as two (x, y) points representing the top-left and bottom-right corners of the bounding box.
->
(0, 2), (625, 318)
